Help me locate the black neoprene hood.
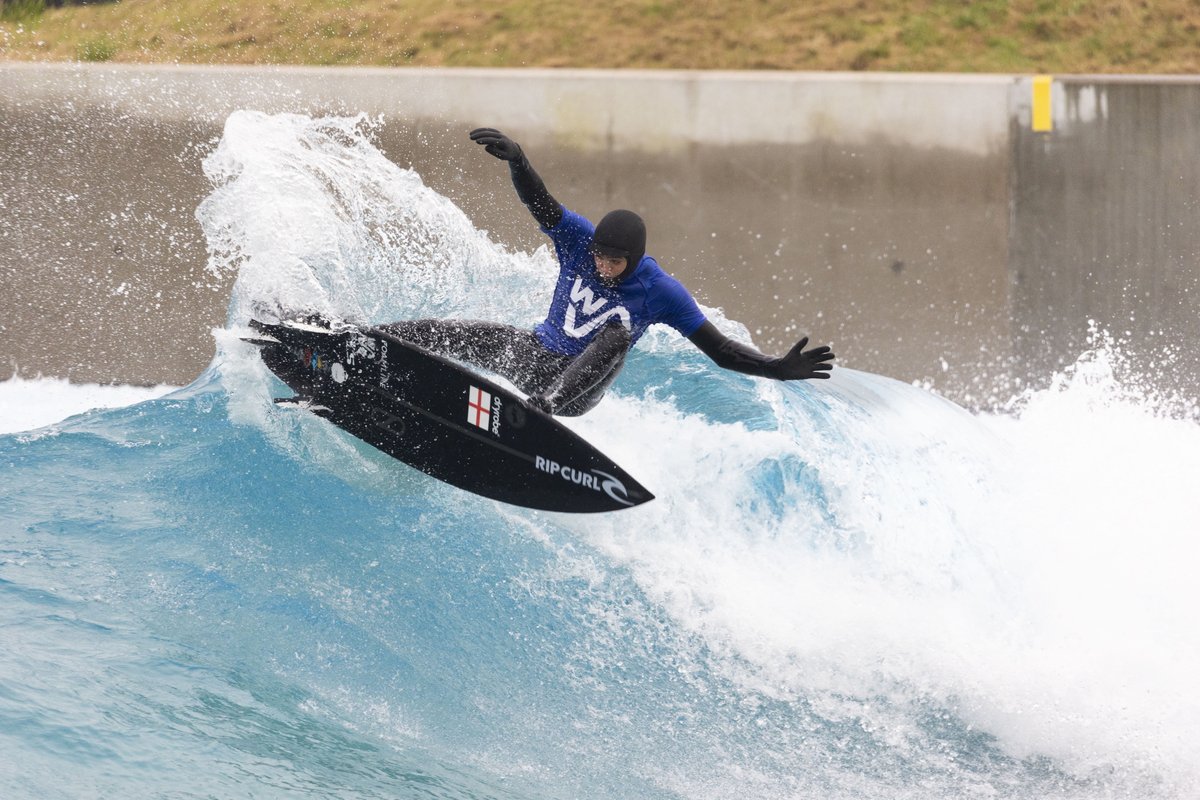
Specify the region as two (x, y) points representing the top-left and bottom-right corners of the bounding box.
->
(591, 209), (646, 271)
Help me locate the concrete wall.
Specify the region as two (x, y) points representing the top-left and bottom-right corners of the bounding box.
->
(2, 64), (1196, 405)
(1009, 75), (1200, 399)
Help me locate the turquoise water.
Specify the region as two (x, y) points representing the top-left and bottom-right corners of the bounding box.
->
(2, 111), (1197, 800)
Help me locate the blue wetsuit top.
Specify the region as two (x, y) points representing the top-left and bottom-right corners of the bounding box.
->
(534, 207), (707, 357)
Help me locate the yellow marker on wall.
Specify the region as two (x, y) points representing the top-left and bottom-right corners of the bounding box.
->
(1032, 75), (1053, 132)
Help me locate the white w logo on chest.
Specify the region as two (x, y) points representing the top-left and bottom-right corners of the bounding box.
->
(563, 276), (631, 338)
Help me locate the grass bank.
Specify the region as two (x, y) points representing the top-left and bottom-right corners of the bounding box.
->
(2, 0), (1199, 72)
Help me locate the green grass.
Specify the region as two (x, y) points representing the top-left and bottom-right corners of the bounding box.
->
(1, 0), (44, 24)
(76, 35), (116, 62)
(2, 0), (1199, 73)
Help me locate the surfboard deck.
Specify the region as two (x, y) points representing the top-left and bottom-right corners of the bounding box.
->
(247, 318), (653, 513)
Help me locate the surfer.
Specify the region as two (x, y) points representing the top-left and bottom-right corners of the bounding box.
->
(377, 128), (834, 416)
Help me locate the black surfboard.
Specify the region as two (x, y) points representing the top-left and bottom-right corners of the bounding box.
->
(246, 318), (653, 513)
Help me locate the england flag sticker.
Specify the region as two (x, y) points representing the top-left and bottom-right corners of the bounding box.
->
(467, 386), (492, 431)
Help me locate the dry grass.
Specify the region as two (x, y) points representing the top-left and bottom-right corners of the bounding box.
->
(2, 0), (1199, 72)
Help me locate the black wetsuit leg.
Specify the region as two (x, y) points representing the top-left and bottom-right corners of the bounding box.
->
(373, 319), (569, 397)
(538, 320), (631, 417)
(374, 318), (630, 417)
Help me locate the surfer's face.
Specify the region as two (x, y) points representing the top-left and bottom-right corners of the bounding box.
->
(593, 253), (627, 280)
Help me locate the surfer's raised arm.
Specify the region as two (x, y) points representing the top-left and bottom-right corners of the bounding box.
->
(469, 128), (564, 230)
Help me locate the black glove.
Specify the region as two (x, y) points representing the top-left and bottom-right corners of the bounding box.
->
(470, 128), (522, 162)
(775, 337), (834, 380)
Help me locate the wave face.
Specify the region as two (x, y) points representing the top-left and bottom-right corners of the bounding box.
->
(3, 111), (1198, 800)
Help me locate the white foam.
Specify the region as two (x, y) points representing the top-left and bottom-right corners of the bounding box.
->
(195, 110), (554, 330)
(0, 375), (178, 435)
(568, 349), (1200, 795)
(195, 109), (1199, 796)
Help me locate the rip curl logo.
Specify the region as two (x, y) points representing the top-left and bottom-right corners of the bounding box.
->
(563, 276), (631, 339)
(534, 456), (635, 506)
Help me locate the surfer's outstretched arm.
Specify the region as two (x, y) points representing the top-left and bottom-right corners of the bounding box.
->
(469, 128), (564, 230)
(687, 321), (834, 380)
